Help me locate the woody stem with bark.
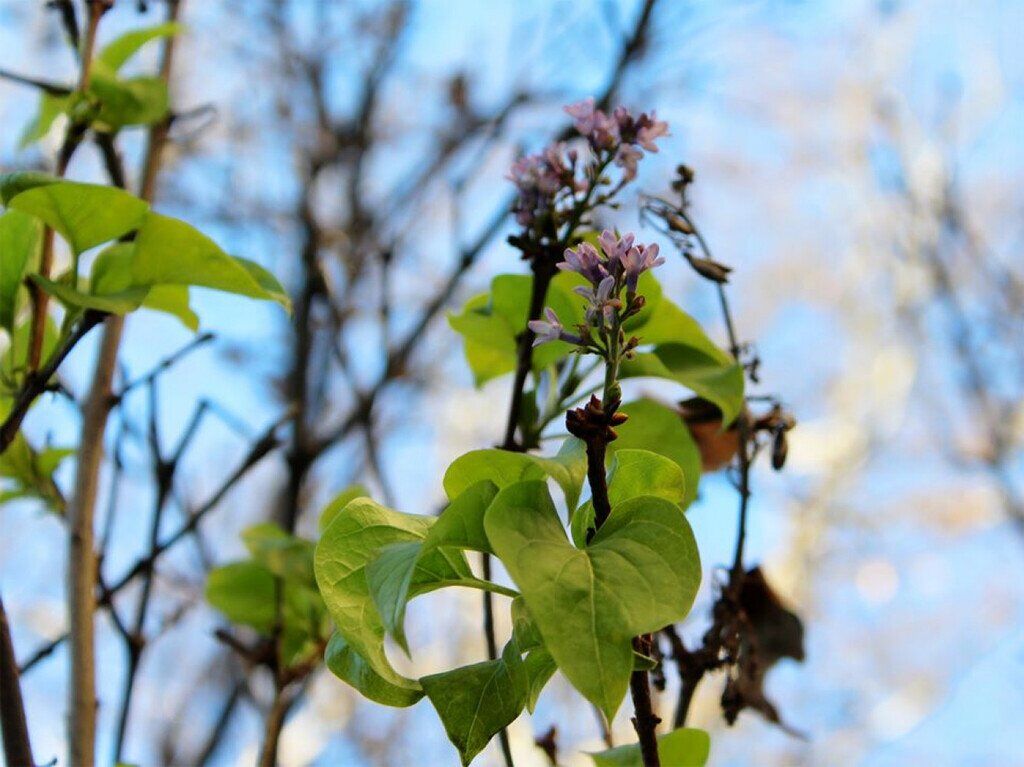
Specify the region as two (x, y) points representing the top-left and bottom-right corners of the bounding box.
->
(581, 423), (661, 767)
(67, 3), (182, 763)
(571, 324), (661, 767)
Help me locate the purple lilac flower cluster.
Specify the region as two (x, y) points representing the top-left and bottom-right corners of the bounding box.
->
(528, 229), (664, 350)
(506, 143), (584, 227)
(506, 99), (669, 229)
(563, 98), (669, 181)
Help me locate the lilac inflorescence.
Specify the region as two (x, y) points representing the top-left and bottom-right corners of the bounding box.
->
(507, 99), (670, 227)
(530, 229), (665, 351)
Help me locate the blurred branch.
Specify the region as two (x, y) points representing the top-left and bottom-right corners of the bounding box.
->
(1, 595), (34, 767)
(18, 413), (288, 675)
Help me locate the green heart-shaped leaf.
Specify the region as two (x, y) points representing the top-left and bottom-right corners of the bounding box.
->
(571, 448), (687, 547)
(443, 437), (586, 510)
(365, 484), (517, 654)
(610, 399), (703, 509)
(421, 639), (528, 766)
(484, 481), (701, 721)
(324, 632), (423, 708)
(314, 497), (459, 696)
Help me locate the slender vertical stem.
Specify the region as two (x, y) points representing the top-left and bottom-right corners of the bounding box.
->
(66, 4), (182, 763)
(67, 319), (120, 767)
(1, 596), (34, 767)
(588, 438), (661, 765)
(257, 692), (290, 767)
(630, 636), (662, 767)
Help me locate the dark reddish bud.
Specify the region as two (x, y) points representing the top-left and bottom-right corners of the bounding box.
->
(771, 428), (788, 470)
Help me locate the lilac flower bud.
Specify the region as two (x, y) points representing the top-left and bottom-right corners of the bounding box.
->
(597, 229), (634, 274)
(591, 110), (620, 149)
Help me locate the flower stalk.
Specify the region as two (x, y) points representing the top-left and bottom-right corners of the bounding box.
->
(534, 229), (667, 765)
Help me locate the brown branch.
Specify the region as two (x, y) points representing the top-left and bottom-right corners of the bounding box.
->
(67, 5), (185, 762)
(1, 595), (34, 767)
(19, 414), (287, 676)
(0, 67), (71, 95)
(569, 393), (660, 765)
(0, 310), (105, 454)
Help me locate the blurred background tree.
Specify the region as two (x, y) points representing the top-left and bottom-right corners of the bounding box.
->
(0, 0), (1021, 765)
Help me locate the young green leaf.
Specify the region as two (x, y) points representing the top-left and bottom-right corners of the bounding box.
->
(447, 273), (584, 386)
(90, 242), (199, 328)
(96, 22), (185, 73)
(317, 483), (371, 533)
(443, 437), (586, 509)
(90, 74), (170, 130)
(484, 481), (701, 722)
(140, 285), (198, 331)
(28, 274), (147, 315)
(425, 480), (499, 555)
(3, 177), (149, 254)
(130, 212), (290, 309)
(366, 535), (517, 656)
(241, 523), (316, 585)
(315, 497), (470, 697)
(363, 482), (508, 653)
(589, 727), (710, 767)
(0, 431), (71, 514)
(205, 560), (278, 632)
(205, 559), (327, 667)
(570, 448), (687, 547)
(523, 648), (557, 713)
(324, 632), (423, 708)
(620, 348), (744, 427)
(420, 639), (528, 766)
(609, 399), (703, 509)
(0, 210), (42, 332)
(19, 92), (71, 148)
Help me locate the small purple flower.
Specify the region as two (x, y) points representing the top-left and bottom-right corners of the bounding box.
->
(635, 112), (669, 152)
(597, 229), (634, 274)
(557, 242), (607, 285)
(591, 109), (620, 149)
(614, 144), (643, 181)
(564, 98), (597, 135)
(622, 242), (665, 292)
(575, 274), (620, 325)
(528, 307), (564, 347)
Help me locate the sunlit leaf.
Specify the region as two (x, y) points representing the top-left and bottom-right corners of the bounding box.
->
(2, 176), (149, 254)
(443, 437), (586, 509)
(96, 22), (185, 73)
(421, 639), (528, 766)
(131, 212), (290, 309)
(589, 727), (710, 767)
(324, 632), (423, 707)
(484, 481), (701, 721)
(0, 210), (42, 332)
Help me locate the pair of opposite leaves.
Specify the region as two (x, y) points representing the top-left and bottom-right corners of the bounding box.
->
(314, 448), (701, 748)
